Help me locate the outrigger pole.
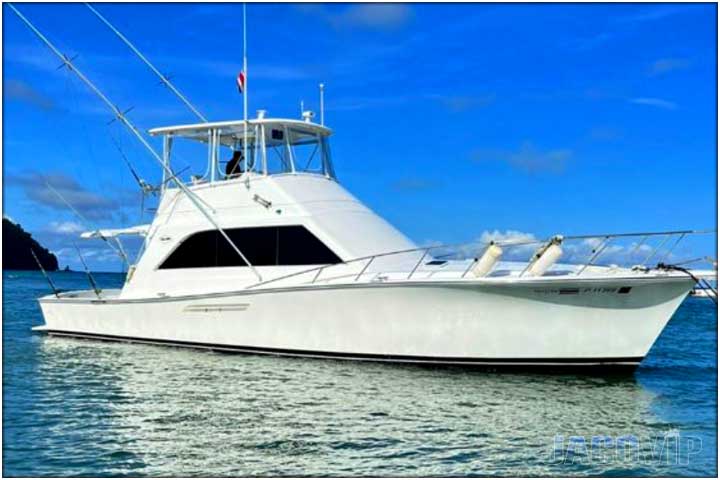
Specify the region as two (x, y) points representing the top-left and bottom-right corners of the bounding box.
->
(9, 3), (263, 282)
(84, 3), (207, 123)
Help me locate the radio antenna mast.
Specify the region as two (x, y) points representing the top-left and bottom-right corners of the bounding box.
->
(319, 83), (325, 126)
(9, 3), (262, 281)
(85, 3), (207, 122)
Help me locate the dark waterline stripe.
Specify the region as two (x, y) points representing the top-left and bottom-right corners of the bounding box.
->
(41, 330), (643, 367)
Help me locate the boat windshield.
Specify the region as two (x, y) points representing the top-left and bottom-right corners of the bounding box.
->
(259, 125), (335, 177)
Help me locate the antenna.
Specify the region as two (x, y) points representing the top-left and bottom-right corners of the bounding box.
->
(85, 3), (208, 122)
(319, 83), (325, 126)
(9, 3), (262, 281)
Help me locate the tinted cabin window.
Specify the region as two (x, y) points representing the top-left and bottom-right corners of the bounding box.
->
(159, 225), (341, 269)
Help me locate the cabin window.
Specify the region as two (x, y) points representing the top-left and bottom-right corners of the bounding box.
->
(158, 225), (342, 269)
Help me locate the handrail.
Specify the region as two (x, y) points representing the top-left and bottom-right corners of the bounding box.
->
(576, 236), (611, 276)
(407, 248), (430, 280)
(244, 229), (716, 290)
(245, 237), (544, 290)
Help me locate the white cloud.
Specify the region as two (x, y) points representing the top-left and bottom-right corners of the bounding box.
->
(629, 97), (678, 110)
(479, 229), (538, 245)
(420, 231), (683, 267)
(49, 221), (85, 234)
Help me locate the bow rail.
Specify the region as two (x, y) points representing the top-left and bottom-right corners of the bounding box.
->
(245, 229), (715, 290)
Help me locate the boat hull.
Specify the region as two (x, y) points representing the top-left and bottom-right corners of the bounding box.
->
(36, 277), (694, 369)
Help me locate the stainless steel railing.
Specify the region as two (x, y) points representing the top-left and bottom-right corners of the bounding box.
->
(245, 229), (714, 290)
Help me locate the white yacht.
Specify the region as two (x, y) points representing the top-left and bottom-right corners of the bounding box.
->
(33, 113), (710, 369)
(12, 3), (713, 370)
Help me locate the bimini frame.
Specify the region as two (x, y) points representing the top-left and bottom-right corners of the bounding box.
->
(149, 119), (335, 185)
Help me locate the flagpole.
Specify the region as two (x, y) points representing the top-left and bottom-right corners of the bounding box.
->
(243, 2), (248, 171)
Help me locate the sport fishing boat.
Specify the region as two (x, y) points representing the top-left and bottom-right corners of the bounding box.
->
(32, 111), (713, 368)
(13, 4), (715, 369)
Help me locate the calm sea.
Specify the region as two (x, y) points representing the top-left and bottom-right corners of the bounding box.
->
(2, 271), (717, 477)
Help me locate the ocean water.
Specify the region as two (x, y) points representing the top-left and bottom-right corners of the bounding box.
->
(2, 271), (717, 477)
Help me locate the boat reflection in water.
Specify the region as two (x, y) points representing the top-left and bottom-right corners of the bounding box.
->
(31, 336), (701, 477)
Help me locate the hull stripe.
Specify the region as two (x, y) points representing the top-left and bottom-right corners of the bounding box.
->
(41, 330), (643, 367)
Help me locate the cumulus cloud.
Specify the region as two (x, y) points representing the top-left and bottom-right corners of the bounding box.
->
(421, 230), (683, 268)
(479, 229), (538, 245)
(421, 230), (541, 261)
(48, 221), (86, 234)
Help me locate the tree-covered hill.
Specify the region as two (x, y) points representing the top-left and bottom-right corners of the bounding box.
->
(2, 218), (58, 271)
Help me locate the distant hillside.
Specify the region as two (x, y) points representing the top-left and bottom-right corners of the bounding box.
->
(3, 218), (58, 271)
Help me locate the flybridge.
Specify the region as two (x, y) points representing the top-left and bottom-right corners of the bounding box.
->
(151, 116), (337, 185)
(148, 118), (332, 138)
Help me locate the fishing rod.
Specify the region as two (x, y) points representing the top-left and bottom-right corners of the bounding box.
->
(73, 242), (102, 298)
(9, 3), (262, 281)
(85, 3), (208, 122)
(30, 249), (61, 298)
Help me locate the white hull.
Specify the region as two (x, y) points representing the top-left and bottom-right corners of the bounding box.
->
(36, 276), (694, 369)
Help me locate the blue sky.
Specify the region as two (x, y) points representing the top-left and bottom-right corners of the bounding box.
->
(3, 2), (717, 271)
